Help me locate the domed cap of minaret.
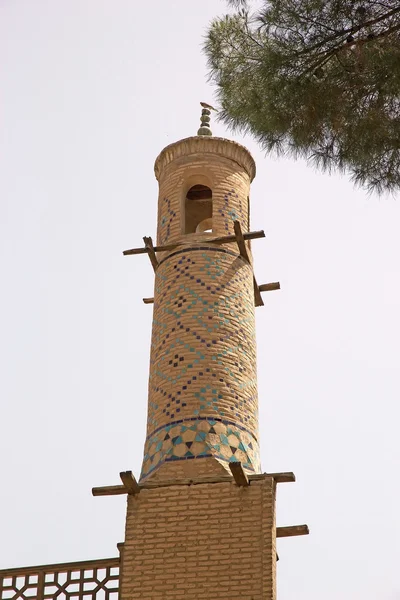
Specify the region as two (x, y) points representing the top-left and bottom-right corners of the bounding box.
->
(154, 104), (256, 183)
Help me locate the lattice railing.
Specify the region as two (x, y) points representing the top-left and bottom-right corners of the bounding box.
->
(0, 557), (119, 600)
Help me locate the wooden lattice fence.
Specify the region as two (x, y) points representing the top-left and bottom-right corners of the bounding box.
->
(0, 558), (119, 600)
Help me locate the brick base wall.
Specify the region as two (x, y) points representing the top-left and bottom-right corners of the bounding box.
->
(120, 476), (276, 600)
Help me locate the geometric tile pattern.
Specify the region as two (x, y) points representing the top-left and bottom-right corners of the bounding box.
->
(150, 138), (258, 480)
(0, 559), (119, 600)
(218, 188), (247, 234)
(142, 243), (260, 479)
(140, 416), (260, 479)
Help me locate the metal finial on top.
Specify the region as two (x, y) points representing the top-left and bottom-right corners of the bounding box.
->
(197, 102), (217, 136)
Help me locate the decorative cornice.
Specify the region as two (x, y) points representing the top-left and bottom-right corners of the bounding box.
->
(154, 136), (256, 182)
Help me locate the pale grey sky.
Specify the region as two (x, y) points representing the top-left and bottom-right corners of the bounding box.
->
(1, 1), (400, 599)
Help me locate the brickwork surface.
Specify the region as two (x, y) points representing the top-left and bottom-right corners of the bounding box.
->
(120, 477), (276, 600)
(140, 136), (261, 480)
(156, 159), (250, 247)
(141, 247), (259, 480)
(154, 136), (255, 248)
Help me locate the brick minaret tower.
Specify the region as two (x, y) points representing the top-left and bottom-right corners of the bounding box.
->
(141, 121), (259, 483)
(104, 109), (307, 600)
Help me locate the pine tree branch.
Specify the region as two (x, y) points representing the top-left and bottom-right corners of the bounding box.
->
(300, 20), (400, 77)
(206, 1), (400, 193)
(295, 6), (400, 57)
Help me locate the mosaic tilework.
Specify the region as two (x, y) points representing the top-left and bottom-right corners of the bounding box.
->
(142, 245), (260, 479)
(218, 189), (247, 235)
(140, 417), (260, 479)
(146, 137), (260, 480)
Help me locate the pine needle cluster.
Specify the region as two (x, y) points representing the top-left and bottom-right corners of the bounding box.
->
(205, 1), (400, 194)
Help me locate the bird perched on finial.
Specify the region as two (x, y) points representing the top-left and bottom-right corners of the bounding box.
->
(198, 102), (214, 136)
(200, 102), (218, 112)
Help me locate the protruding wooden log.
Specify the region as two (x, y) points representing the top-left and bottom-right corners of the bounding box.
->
(123, 229), (265, 256)
(254, 282), (265, 307)
(212, 230), (266, 245)
(232, 221), (264, 307)
(229, 461), (249, 487)
(92, 471), (293, 497)
(143, 297), (154, 304)
(119, 471), (141, 495)
(276, 525), (309, 538)
(233, 220), (251, 264)
(268, 472), (295, 483)
(92, 485), (126, 497)
(143, 236), (158, 272)
(259, 282), (280, 293)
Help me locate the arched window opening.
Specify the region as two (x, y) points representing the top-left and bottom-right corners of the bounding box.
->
(184, 184), (212, 234)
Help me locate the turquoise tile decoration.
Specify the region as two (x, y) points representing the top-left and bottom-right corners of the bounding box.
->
(218, 189), (246, 234)
(140, 417), (260, 480)
(142, 239), (260, 480)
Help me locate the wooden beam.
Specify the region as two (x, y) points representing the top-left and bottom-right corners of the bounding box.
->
(212, 230), (265, 245)
(259, 282), (280, 293)
(233, 220), (251, 264)
(231, 221), (264, 308)
(229, 462), (249, 487)
(127, 225), (267, 309)
(92, 485), (126, 497)
(143, 236), (158, 272)
(268, 472), (295, 483)
(254, 280), (264, 307)
(123, 229), (265, 256)
(123, 246), (155, 256)
(92, 472), (294, 497)
(119, 470), (141, 495)
(276, 525), (309, 538)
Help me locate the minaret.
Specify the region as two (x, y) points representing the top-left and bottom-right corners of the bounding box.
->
(117, 108), (308, 600)
(140, 108), (260, 482)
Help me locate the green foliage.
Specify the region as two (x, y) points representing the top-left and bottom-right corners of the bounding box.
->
(205, 1), (400, 193)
